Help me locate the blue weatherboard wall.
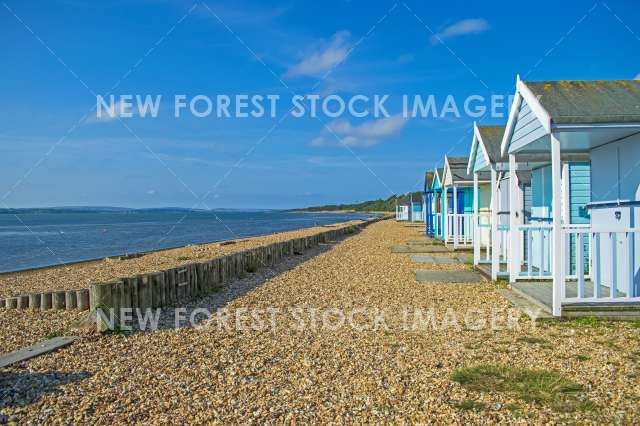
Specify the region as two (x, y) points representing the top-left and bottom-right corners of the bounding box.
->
(528, 162), (591, 273)
(569, 163), (591, 224)
(412, 203), (422, 220)
(531, 165), (552, 221)
(569, 162), (591, 274)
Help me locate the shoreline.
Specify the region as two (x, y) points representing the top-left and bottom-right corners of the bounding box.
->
(0, 217), (384, 298)
(0, 211), (383, 276)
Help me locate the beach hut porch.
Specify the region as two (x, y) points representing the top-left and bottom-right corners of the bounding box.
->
(467, 124), (510, 279)
(442, 156), (486, 249)
(502, 78), (640, 317)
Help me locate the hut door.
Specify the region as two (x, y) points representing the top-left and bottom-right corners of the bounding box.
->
(456, 190), (465, 214)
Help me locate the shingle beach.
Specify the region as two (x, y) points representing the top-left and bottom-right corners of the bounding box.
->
(1, 219), (639, 424)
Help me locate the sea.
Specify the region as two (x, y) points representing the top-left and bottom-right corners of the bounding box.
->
(0, 209), (379, 273)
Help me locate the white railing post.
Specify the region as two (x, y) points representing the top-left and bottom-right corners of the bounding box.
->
(490, 167), (499, 280)
(509, 156), (521, 282)
(473, 172), (482, 266)
(593, 233), (601, 298)
(551, 133), (563, 317)
(443, 186), (449, 242)
(611, 232), (618, 298)
(527, 228), (533, 277)
(577, 232), (585, 298)
(628, 231), (635, 298)
(453, 185), (458, 248)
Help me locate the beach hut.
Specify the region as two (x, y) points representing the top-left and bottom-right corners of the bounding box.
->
(501, 76), (640, 317)
(410, 193), (424, 222)
(431, 168), (445, 240)
(395, 196), (410, 221)
(467, 124), (508, 279)
(442, 156), (489, 249)
(423, 171), (436, 237)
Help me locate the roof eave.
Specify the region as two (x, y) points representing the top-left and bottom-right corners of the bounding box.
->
(466, 124), (478, 175)
(552, 121), (640, 130)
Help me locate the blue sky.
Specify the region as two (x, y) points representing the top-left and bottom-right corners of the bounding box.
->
(1, 0), (639, 209)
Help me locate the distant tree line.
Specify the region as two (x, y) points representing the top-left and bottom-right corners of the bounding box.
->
(293, 192), (423, 213)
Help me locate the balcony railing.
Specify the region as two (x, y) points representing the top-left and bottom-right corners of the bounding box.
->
(477, 213), (491, 262)
(514, 222), (639, 305)
(518, 224), (553, 279)
(446, 213), (474, 246)
(496, 224), (510, 264)
(563, 226), (640, 303)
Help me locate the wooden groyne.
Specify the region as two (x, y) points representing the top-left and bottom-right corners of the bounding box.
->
(0, 217), (386, 322)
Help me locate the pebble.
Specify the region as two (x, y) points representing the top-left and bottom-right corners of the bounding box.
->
(0, 220), (638, 423)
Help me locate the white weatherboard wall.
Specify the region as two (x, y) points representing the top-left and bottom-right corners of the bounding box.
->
(509, 99), (547, 153)
(590, 133), (640, 297)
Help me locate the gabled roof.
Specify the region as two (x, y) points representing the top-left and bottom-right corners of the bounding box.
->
(433, 168), (444, 188)
(477, 125), (505, 161)
(501, 76), (640, 156)
(435, 168), (444, 181)
(444, 156), (473, 183)
(526, 79), (640, 124)
(467, 123), (506, 174)
(397, 196), (410, 206)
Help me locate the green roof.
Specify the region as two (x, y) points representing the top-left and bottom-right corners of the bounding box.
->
(524, 80), (640, 124)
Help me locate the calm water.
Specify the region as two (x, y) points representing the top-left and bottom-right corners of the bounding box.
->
(0, 210), (378, 273)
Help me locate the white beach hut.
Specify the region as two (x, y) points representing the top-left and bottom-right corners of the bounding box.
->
(467, 123), (509, 279)
(501, 76), (640, 318)
(395, 196), (410, 221)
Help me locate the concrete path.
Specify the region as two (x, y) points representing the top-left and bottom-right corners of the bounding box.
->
(392, 245), (449, 253)
(405, 239), (441, 246)
(416, 270), (485, 283)
(496, 288), (553, 320)
(410, 255), (457, 264)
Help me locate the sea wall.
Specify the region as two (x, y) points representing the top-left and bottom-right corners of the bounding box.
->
(0, 217), (385, 321)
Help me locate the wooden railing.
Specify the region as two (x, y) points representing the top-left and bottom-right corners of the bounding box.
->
(563, 226), (640, 303)
(446, 213), (474, 246)
(496, 224), (510, 264)
(517, 224), (553, 279)
(477, 213), (491, 262)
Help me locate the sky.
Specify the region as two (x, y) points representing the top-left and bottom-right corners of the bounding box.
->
(1, 0), (639, 209)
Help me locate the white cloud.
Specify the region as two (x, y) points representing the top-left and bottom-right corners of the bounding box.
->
(430, 18), (489, 45)
(85, 100), (129, 124)
(286, 31), (351, 78)
(312, 114), (408, 147)
(635, 73), (640, 80)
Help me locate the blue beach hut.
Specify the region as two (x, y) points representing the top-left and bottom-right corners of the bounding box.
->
(423, 171), (436, 237)
(431, 168), (445, 240)
(409, 193), (424, 222)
